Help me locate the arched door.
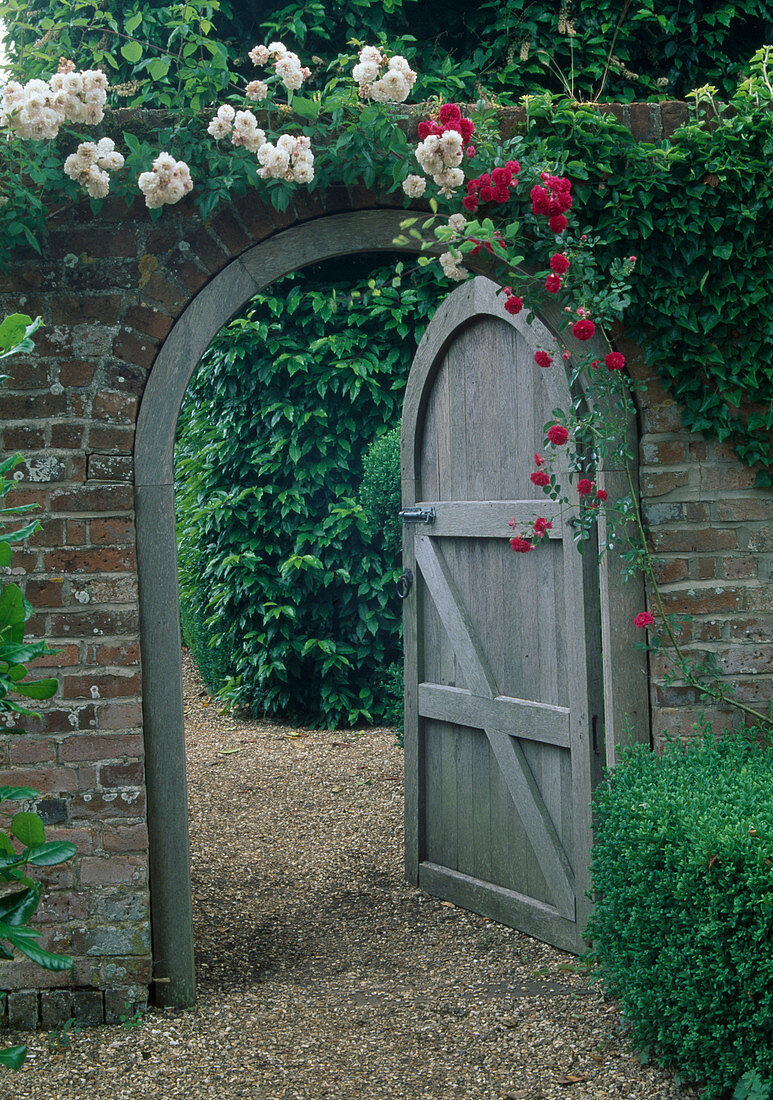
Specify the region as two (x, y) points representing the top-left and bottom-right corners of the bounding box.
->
(401, 277), (604, 954)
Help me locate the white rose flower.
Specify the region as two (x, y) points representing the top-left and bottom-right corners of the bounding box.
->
(439, 251), (467, 281)
(402, 174), (426, 198)
(217, 104), (236, 122)
(249, 44), (270, 66)
(448, 213), (467, 232)
(245, 80), (268, 101)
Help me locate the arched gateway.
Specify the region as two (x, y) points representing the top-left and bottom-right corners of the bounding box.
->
(0, 199), (650, 1026)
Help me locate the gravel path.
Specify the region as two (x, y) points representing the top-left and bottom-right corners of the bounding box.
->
(4, 652), (695, 1100)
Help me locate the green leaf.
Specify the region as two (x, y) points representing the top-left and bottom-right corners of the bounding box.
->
(0, 886), (39, 927)
(12, 678), (58, 700)
(0, 1045), (26, 1070)
(124, 11), (142, 32)
(291, 95), (320, 120)
(0, 544), (10, 568)
(10, 813), (45, 848)
(0, 787), (39, 804)
(120, 41), (143, 64)
(24, 842), (76, 867)
(0, 315), (32, 354)
(147, 57), (171, 81)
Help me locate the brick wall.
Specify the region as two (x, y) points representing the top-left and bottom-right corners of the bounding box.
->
(0, 100), (770, 1020)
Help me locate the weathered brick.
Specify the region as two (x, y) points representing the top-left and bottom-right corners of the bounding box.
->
(7, 991), (40, 1028)
(92, 390), (139, 424)
(36, 704), (97, 733)
(100, 824), (149, 854)
(95, 701), (143, 730)
(48, 609), (139, 637)
(88, 640), (140, 665)
(44, 547), (136, 574)
(650, 528), (738, 552)
(59, 733), (144, 762)
(640, 470), (690, 497)
(50, 421), (87, 448)
(79, 854), (148, 885)
(112, 331), (157, 370)
(71, 790), (146, 821)
(70, 989), (105, 1026)
(0, 767), (78, 794)
(50, 484), (133, 513)
(90, 886), (149, 921)
(100, 761), (145, 787)
(8, 736), (59, 765)
(40, 990), (73, 1028)
(88, 425), (135, 452)
(62, 672), (140, 700)
(86, 454), (134, 482)
(660, 587), (743, 615)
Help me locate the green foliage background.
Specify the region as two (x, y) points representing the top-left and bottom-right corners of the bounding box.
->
(588, 732), (773, 1098)
(175, 257), (438, 728)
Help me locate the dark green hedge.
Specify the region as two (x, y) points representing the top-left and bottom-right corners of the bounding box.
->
(175, 256), (440, 727)
(588, 733), (773, 1098)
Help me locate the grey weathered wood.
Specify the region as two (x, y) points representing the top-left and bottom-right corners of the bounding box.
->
(413, 500), (564, 539)
(418, 684), (571, 747)
(135, 483), (196, 1008)
(401, 275), (625, 953)
(414, 535), (577, 920)
(134, 209), (450, 1005)
(419, 863), (578, 954)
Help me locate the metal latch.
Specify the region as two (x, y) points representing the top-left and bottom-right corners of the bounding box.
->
(398, 507), (436, 525)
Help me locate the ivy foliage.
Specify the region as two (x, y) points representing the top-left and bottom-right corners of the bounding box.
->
(5, 0), (772, 103)
(514, 87), (773, 477)
(588, 731), (773, 1098)
(175, 256), (441, 727)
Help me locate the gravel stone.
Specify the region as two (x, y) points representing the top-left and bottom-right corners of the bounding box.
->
(4, 651), (696, 1099)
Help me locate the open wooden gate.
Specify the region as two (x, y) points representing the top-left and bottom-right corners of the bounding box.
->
(401, 276), (605, 954)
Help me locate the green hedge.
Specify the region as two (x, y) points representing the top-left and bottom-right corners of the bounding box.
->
(175, 257), (440, 728)
(587, 733), (773, 1098)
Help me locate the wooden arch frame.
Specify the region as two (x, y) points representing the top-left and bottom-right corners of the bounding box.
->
(134, 212), (647, 1007)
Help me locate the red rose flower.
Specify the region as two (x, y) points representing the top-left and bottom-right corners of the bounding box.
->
(533, 517), (553, 537)
(491, 167), (510, 187)
(634, 611), (655, 628)
(534, 452), (545, 466)
(534, 350), (552, 369)
(462, 195), (479, 212)
(547, 424), (569, 445)
(530, 470), (550, 487)
(591, 359), (601, 369)
(604, 351), (626, 371)
(577, 478), (594, 496)
(459, 118), (475, 142)
(595, 489), (608, 502)
(439, 103), (462, 125)
(492, 185), (510, 203)
(417, 121), (430, 140)
(508, 518), (516, 529)
(504, 295), (523, 315)
(550, 252), (570, 274)
(572, 319), (596, 341)
(530, 185), (549, 215)
(505, 159), (520, 175)
(479, 185), (494, 203)
(549, 214), (568, 234)
(510, 537), (534, 553)
(545, 273), (562, 293)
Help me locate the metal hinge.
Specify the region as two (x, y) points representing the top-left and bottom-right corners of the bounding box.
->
(398, 507), (436, 525)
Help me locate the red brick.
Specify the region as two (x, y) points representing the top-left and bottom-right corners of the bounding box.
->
(59, 733), (144, 762)
(44, 547), (135, 574)
(123, 304), (174, 341)
(88, 641), (140, 665)
(696, 557), (716, 580)
(30, 643), (80, 669)
(139, 270), (187, 313)
(59, 360), (97, 387)
(50, 484), (133, 512)
(715, 498), (773, 521)
(28, 518), (66, 548)
(729, 617), (773, 643)
(65, 518), (88, 545)
(0, 767), (78, 794)
(209, 210), (254, 255)
(640, 470), (690, 497)
(95, 701), (143, 730)
(660, 588), (742, 615)
(653, 558), (689, 584)
(3, 424), (46, 449)
(629, 103), (659, 142)
(7, 736), (59, 765)
(701, 466), (759, 492)
(748, 527), (773, 553)
(718, 647), (773, 675)
(79, 854), (148, 885)
(722, 556), (757, 579)
(100, 761), (144, 787)
(51, 294), (123, 325)
(101, 823), (149, 853)
(25, 578), (65, 607)
(48, 609), (139, 637)
(186, 226), (231, 272)
(3, 360), (48, 388)
(87, 454), (133, 482)
(71, 789), (145, 820)
(88, 425), (135, 452)
(90, 516), (135, 544)
(61, 672), (140, 700)
(112, 331), (157, 370)
(661, 100), (689, 138)
(36, 704), (97, 733)
(640, 440), (687, 465)
(35, 890), (90, 924)
(650, 528), (738, 552)
(50, 421), (86, 448)
(93, 391), (139, 424)
(231, 197), (279, 241)
(2, 392), (67, 418)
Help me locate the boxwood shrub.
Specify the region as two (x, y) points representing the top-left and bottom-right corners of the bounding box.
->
(587, 732), (773, 1098)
